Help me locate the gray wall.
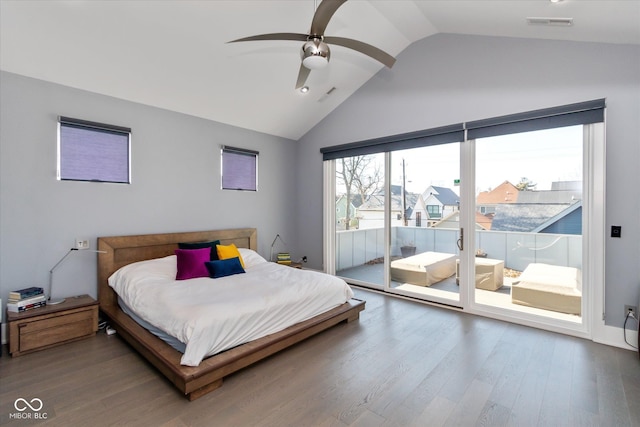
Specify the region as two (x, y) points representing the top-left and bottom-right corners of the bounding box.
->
(296, 34), (640, 328)
(0, 71), (297, 306)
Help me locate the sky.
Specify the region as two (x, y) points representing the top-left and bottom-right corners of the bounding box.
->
(392, 125), (583, 195)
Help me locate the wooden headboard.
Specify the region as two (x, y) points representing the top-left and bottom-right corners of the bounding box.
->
(97, 228), (257, 309)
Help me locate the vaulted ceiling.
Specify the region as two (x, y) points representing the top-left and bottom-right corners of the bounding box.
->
(2, 1), (638, 140)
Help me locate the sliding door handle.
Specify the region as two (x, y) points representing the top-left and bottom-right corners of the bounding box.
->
(457, 228), (464, 251)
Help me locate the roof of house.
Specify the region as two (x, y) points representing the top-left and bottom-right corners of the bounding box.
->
(532, 202), (582, 233)
(429, 211), (492, 230)
(551, 181), (582, 191)
(475, 212), (494, 230)
(423, 186), (460, 206)
(477, 181), (519, 205)
(490, 203), (577, 232)
(358, 192), (419, 212)
(516, 190), (582, 204)
(336, 194), (365, 208)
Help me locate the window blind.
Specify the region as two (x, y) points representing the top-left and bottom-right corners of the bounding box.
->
(466, 99), (605, 140)
(320, 99), (605, 160)
(221, 146), (258, 191)
(58, 117), (131, 183)
(321, 124), (464, 161)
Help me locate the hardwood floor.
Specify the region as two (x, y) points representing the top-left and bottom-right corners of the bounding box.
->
(1, 288), (638, 426)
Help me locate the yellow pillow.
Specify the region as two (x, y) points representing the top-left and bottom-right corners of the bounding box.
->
(216, 243), (245, 268)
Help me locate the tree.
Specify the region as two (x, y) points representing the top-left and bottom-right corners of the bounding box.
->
(337, 155), (382, 229)
(516, 177), (537, 191)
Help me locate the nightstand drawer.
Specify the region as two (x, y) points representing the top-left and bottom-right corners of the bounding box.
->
(18, 310), (95, 352)
(8, 295), (99, 356)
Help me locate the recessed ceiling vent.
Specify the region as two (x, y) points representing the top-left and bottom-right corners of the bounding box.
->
(526, 17), (573, 26)
(317, 87), (337, 103)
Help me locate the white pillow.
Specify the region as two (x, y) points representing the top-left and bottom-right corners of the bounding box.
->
(238, 248), (267, 268)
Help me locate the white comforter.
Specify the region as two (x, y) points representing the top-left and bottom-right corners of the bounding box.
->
(108, 249), (354, 366)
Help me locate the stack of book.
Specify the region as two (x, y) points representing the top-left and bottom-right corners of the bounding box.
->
(276, 252), (291, 265)
(7, 286), (47, 313)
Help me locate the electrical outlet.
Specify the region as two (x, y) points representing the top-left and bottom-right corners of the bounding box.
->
(624, 305), (637, 318)
(75, 238), (90, 250)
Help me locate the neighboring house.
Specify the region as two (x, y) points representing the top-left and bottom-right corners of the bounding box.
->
(490, 202), (582, 234)
(550, 180), (582, 192)
(476, 181), (519, 215)
(533, 202), (582, 234)
(358, 185), (419, 230)
(491, 180), (583, 234)
(411, 195), (428, 227)
(474, 211), (494, 230)
(358, 185), (460, 229)
(420, 186), (460, 225)
(475, 180), (582, 231)
(335, 195), (359, 230)
(430, 211), (491, 230)
(516, 189), (582, 205)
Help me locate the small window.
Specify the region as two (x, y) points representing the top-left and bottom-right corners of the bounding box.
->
(221, 146), (258, 191)
(58, 117), (131, 183)
(427, 205), (441, 218)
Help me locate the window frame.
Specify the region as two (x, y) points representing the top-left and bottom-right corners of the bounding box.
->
(220, 145), (259, 192)
(57, 116), (131, 184)
(427, 205), (441, 218)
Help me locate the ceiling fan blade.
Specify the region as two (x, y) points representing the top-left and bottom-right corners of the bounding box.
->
(228, 33), (308, 43)
(295, 64), (311, 89)
(324, 36), (396, 68)
(309, 0), (348, 37)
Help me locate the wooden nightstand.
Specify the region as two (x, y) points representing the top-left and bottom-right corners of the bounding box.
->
(7, 294), (99, 357)
(276, 262), (303, 269)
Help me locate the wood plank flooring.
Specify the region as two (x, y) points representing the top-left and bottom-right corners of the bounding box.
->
(1, 288), (638, 426)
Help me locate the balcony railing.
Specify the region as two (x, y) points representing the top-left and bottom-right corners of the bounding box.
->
(336, 226), (582, 273)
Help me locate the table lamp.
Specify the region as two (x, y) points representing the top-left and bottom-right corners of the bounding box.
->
(49, 247), (105, 305)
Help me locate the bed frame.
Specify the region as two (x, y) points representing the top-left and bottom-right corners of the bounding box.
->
(97, 228), (365, 400)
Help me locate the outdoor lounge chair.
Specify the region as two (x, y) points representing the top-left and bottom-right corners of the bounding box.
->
(511, 263), (581, 315)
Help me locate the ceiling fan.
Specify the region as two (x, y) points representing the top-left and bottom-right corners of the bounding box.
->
(228, 0), (396, 89)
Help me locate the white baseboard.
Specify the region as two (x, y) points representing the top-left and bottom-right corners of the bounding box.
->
(593, 321), (639, 352)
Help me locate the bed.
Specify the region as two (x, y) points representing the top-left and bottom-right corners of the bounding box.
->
(390, 251), (457, 286)
(97, 228), (365, 400)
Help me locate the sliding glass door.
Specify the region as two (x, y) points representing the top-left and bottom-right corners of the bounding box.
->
(472, 126), (584, 325)
(333, 153), (386, 289)
(387, 144), (462, 305)
(331, 143), (466, 307)
(323, 100), (604, 337)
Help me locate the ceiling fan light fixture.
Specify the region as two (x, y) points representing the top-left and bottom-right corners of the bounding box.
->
(229, 0), (396, 89)
(301, 39), (330, 69)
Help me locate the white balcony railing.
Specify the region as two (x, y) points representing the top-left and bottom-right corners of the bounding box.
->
(336, 226), (581, 273)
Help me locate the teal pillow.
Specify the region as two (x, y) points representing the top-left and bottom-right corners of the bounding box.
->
(205, 257), (245, 279)
(178, 240), (220, 260)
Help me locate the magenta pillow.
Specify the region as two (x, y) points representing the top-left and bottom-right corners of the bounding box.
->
(175, 248), (210, 280)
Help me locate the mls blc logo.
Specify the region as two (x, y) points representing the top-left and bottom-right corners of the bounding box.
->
(10, 397), (47, 420)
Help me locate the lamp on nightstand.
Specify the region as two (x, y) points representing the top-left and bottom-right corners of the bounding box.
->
(270, 234), (285, 263)
(49, 247), (105, 305)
